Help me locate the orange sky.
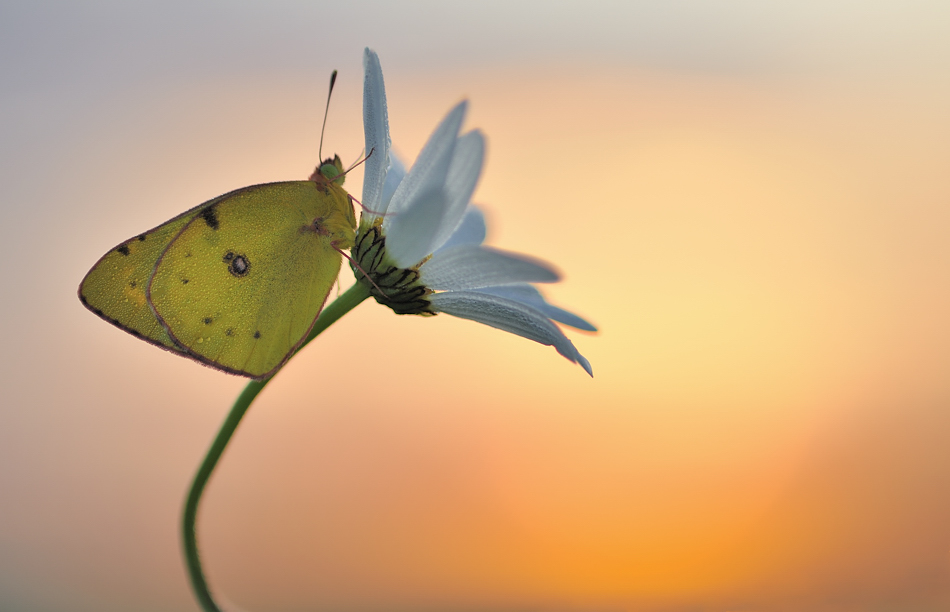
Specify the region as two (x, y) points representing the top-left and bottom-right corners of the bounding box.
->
(3, 4), (950, 612)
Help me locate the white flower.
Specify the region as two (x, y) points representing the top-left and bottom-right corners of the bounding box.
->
(353, 49), (594, 376)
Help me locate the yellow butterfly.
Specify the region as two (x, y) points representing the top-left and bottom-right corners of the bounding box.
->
(79, 155), (356, 380)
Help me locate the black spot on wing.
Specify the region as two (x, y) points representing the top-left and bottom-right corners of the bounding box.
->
(204, 317), (212, 325)
(116, 245), (130, 256)
(223, 251), (250, 276)
(228, 254), (249, 277)
(225, 328), (234, 336)
(253, 331), (261, 339)
(200, 206), (219, 230)
(136, 234), (146, 241)
(182, 278), (189, 284)
(129, 281), (137, 288)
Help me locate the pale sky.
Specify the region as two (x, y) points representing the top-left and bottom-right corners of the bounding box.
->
(2, 2), (950, 611)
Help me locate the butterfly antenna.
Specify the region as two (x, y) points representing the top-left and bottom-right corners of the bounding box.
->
(338, 147), (374, 179)
(345, 148), (372, 174)
(318, 70), (338, 162)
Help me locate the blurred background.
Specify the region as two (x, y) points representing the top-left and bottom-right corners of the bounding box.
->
(2, 1), (950, 611)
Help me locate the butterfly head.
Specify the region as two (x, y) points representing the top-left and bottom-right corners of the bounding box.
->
(318, 155), (345, 186)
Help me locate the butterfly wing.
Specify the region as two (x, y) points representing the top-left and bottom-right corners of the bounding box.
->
(78, 199), (221, 353)
(147, 181), (352, 379)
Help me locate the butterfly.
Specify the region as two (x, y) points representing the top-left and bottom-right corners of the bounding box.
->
(79, 154), (357, 380)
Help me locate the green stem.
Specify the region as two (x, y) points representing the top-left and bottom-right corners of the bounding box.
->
(182, 281), (372, 612)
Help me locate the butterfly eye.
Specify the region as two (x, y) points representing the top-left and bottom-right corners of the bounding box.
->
(223, 251), (250, 277)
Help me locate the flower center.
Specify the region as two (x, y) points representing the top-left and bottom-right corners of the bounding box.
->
(350, 224), (434, 316)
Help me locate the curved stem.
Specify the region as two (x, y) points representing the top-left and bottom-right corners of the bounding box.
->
(182, 380), (261, 612)
(182, 281), (372, 612)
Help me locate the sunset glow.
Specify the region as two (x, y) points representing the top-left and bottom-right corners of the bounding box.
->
(2, 3), (950, 611)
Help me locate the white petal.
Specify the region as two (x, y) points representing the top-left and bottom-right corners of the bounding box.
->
(384, 188), (448, 267)
(387, 101), (466, 217)
(475, 284), (597, 331)
(428, 130), (485, 252)
(379, 152), (406, 212)
(422, 245), (559, 290)
(430, 291), (593, 376)
(361, 48), (391, 218)
(435, 205), (487, 253)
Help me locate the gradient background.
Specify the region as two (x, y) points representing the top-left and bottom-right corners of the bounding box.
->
(3, 2), (950, 611)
